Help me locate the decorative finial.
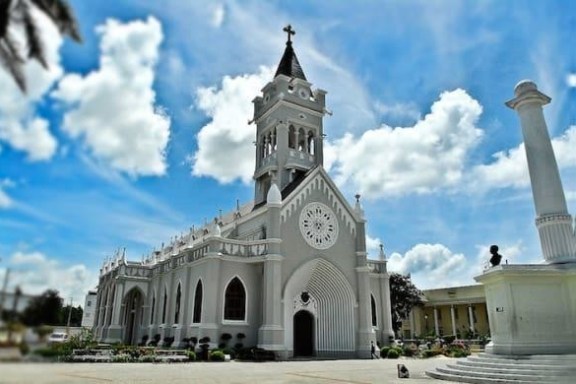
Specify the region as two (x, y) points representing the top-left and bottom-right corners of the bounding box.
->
(355, 194), (361, 203)
(283, 24), (295, 43)
(379, 243), (386, 261)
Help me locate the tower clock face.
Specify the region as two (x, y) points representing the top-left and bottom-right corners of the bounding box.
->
(299, 202), (339, 249)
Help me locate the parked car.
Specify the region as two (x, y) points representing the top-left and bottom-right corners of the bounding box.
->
(47, 332), (68, 345)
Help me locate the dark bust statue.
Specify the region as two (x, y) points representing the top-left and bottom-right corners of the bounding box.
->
(489, 245), (502, 267)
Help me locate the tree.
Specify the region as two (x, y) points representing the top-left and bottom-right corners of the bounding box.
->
(22, 289), (63, 326)
(389, 273), (423, 334)
(59, 304), (83, 327)
(0, 0), (81, 92)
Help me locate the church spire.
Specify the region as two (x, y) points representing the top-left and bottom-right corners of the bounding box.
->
(274, 25), (307, 81)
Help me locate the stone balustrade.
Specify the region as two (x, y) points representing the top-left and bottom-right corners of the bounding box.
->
(366, 260), (387, 274)
(100, 238), (273, 277)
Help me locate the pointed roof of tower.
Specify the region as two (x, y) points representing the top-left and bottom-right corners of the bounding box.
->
(274, 25), (307, 81)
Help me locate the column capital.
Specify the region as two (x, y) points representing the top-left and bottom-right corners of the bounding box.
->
(505, 80), (551, 110)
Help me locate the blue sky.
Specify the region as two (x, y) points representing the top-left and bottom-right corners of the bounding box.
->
(1, 0), (575, 305)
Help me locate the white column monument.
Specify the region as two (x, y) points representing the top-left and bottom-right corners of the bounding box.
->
(475, 80), (576, 355)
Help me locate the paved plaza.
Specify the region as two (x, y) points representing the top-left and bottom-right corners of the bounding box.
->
(0, 357), (452, 384)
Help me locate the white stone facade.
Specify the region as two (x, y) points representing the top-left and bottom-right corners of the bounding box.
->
(81, 291), (97, 328)
(93, 33), (394, 358)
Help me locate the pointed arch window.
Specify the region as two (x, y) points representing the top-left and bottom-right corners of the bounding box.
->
(192, 280), (203, 324)
(371, 294), (377, 327)
(174, 283), (182, 324)
(224, 277), (246, 321)
(107, 285), (116, 326)
(161, 289), (167, 324)
(150, 294), (156, 325)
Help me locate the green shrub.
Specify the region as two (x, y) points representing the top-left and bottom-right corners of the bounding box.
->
(380, 346), (390, 358)
(444, 341), (471, 358)
(210, 350), (225, 361)
(33, 347), (61, 359)
(19, 342), (30, 356)
(222, 347), (236, 359)
(402, 343), (418, 357)
(112, 354), (132, 363)
(139, 354), (156, 362)
(443, 335), (456, 344)
(392, 346), (403, 355)
(186, 350), (197, 361)
(387, 349), (400, 359)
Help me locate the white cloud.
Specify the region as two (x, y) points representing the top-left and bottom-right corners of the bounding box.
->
(191, 66), (274, 183)
(373, 101), (421, 124)
(471, 125), (576, 191)
(326, 89), (483, 198)
(0, 179), (15, 209)
(366, 234), (384, 259)
(387, 243), (468, 289)
(0, 189), (12, 209)
(53, 17), (170, 176)
(0, 6), (60, 161)
(6, 251), (96, 306)
(211, 4), (226, 28)
(567, 73), (576, 88)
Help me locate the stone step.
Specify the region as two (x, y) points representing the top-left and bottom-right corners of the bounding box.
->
(426, 354), (576, 383)
(457, 359), (576, 371)
(469, 355), (576, 366)
(426, 369), (537, 384)
(477, 353), (576, 361)
(448, 363), (576, 376)
(436, 366), (547, 382)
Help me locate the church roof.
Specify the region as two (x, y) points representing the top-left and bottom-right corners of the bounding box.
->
(274, 41), (307, 81)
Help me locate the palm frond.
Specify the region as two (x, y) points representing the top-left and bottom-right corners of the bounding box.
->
(0, 0), (13, 38)
(30, 0), (81, 42)
(21, 1), (46, 68)
(0, 34), (26, 91)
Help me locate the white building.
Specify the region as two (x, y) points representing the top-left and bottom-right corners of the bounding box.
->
(93, 27), (394, 358)
(81, 290), (97, 328)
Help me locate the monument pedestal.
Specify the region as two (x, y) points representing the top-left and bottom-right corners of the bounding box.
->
(475, 263), (576, 355)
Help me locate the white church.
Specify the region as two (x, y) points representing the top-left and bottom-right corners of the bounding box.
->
(93, 26), (395, 359)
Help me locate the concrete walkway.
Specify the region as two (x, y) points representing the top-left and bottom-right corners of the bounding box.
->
(0, 356), (453, 383)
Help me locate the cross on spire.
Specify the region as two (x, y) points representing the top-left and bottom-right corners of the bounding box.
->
(283, 24), (295, 43)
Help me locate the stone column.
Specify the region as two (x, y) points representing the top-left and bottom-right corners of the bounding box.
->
(409, 310), (415, 339)
(199, 243), (221, 347)
(450, 305), (457, 336)
(433, 307), (440, 336)
(106, 281), (125, 342)
(354, 196), (376, 357)
(377, 246), (394, 343)
(258, 183), (285, 352)
(506, 80), (576, 264)
(468, 305), (475, 333)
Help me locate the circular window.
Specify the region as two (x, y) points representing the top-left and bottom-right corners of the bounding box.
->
(299, 202), (339, 249)
(298, 88), (310, 99)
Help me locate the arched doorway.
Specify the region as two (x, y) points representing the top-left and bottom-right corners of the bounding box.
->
(123, 288), (144, 345)
(284, 258), (356, 358)
(293, 310), (314, 356)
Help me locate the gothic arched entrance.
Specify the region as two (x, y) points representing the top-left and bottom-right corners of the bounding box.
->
(122, 288), (144, 345)
(293, 310), (314, 356)
(284, 258), (356, 358)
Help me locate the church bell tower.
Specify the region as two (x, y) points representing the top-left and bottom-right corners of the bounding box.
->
(252, 25), (328, 206)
